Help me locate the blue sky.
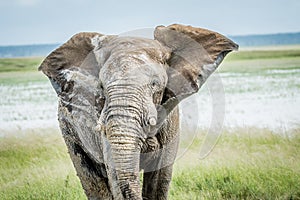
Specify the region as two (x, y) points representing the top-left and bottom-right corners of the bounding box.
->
(1, 0), (299, 45)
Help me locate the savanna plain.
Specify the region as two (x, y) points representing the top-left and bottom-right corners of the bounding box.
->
(0, 46), (300, 199)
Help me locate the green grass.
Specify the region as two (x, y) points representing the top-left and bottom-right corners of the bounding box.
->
(0, 57), (47, 85)
(171, 128), (300, 199)
(0, 71), (48, 85)
(0, 128), (299, 200)
(225, 49), (300, 61)
(0, 129), (86, 200)
(0, 57), (43, 73)
(0, 57), (48, 85)
(219, 49), (300, 73)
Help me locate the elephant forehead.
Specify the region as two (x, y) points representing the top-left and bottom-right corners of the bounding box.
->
(99, 37), (169, 85)
(109, 36), (171, 62)
(100, 56), (167, 86)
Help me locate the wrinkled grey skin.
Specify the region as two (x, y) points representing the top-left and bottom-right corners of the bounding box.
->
(39, 24), (238, 200)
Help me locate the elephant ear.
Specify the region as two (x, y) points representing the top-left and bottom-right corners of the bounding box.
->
(154, 24), (238, 120)
(39, 32), (103, 93)
(39, 32), (109, 165)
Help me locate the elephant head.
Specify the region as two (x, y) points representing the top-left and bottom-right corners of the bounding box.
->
(39, 24), (238, 199)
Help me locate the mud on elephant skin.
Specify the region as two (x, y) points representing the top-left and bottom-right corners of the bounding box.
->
(39, 24), (238, 200)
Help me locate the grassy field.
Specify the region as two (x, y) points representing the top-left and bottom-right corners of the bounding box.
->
(0, 129), (86, 200)
(0, 46), (300, 199)
(0, 128), (299, 199)
(172, 128), (300, 200)
(220, 47), (300, 73)
(0, 57), (43, 73)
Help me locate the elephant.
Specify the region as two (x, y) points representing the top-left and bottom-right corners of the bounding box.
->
(39, 24), (238, 200)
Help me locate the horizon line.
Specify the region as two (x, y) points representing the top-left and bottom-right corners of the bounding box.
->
(1, 31), (300, 47)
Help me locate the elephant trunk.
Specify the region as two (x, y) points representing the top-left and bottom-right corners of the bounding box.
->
(105, 117), (142, 199)
(101, 84), (145, 199)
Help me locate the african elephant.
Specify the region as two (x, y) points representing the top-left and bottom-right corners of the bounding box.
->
(39, 24), (238, 200)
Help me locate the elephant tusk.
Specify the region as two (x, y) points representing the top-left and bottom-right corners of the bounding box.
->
(149, 117), (157, 126)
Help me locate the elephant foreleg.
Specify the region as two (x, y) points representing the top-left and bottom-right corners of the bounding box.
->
(63, 137), (112, 200)
(60, 118), (112, 200)
(142, 165), (174, 200)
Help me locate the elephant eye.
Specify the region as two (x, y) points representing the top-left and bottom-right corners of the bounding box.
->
(150, 78), (160, 90)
